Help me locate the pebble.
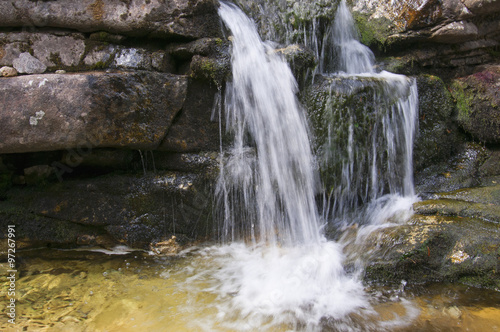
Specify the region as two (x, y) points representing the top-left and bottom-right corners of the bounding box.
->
(55, 69), (66, 74)
(0, 66), (18, 77)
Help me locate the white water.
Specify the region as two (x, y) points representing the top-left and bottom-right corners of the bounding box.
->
(206, 1), (369, 328)
(217, 1), (321, 246)
(321, 0), (375, 74)
(321, 0), (419, 227)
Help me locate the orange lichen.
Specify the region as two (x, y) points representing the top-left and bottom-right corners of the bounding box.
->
(89, 0), (105, 21)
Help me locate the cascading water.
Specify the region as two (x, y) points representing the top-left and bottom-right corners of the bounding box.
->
(216, 0), (320, 246)
(199, 2), (369, 330)
(317, 0), (419, 228)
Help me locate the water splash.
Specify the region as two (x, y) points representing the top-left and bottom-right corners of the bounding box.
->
(210, 1), (368, 327)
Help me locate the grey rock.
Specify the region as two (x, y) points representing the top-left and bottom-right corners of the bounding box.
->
(113, 48), (152, 70)
(0, 71), (188, 153)
(430, 21), (479, 43)
(0, 66), (17, 77)
(12, 52), (47, 74)
(83, 44), (117, 67)
(0, 0), (221, 40)
(0, 171), (216, 248)
(450, 65), (500, 143)
(24, 165), (54, 185)
(32, 34), (86, 67)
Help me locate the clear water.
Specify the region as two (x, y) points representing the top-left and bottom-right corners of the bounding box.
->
(2, 247), (499, 332)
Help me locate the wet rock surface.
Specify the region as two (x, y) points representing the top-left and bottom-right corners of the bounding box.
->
(357, 213), (500, 290)
(0, 169), (217, 249)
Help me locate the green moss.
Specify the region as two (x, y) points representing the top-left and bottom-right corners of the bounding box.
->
(353, 13), (392, 51)
(450, 81), (474, 121)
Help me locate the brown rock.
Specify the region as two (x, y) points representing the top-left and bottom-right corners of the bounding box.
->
(0, 66), (17, 77)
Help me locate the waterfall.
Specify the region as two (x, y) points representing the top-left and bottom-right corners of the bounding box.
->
(205, 2), (367, 329)
(321, 0), (375, 74)
(317, 0), (419, 227)
(216, 1), (321, 246)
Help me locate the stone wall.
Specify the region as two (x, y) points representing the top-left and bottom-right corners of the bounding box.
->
(0, 0), (229, 249)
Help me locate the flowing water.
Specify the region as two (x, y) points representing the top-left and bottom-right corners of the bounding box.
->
(1, 1), (496, 331)
(318, 0), (419, 229)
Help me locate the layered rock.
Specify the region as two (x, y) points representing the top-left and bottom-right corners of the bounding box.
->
(351, 0), (500, 71)
(0, 0), (226, 249)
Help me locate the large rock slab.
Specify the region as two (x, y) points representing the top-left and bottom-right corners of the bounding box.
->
(0, 71), (188, 153)
(0, 0), (221, 40)
(0, 170), (217, 248)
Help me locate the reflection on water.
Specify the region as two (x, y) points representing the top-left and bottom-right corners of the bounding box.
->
(1, 246), (499, 331)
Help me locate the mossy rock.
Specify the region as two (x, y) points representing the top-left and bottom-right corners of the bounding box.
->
(347, 214), (500, 290)
(449, 66), (500, 144)
(413, 75), (466, 172)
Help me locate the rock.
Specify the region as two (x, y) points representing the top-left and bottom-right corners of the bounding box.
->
(113, 48), (153, 71)
(463, 0), (500, 15)
(356, 213), (500, 289)
(449, 65), (500, 143)
(159, 80), (221, 152)
(0, 171), (216, 248)
(430, 21), (479, 44)
(12, 52), (47, 74)
(171, 38), (222, 60)
(414, 183), (500, 223)
(0, 66), (17, 77)
(24, 165), (55, 185)
(55, 70), (66, 74)
(189, 55), (230, 87)
(274, 44), (316, 82)
(149, 236), (180, 255)
(31, 34), (86, 67)
(480, 149), (500, 177)
(415, 142), (489, 194)
(414, 75), (466, 171)
(303, 74), (416, 200)
(0, 71), (188, 154)
(0, 0), (222, 40)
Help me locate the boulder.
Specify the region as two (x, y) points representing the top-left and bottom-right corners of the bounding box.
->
(463, 0), (500, 15)
(0, 0), (221, 40)
(415, 142), (490, 194)
(0, 71), (188, 154)
(341, 181), (500, 290)
(449, 65), (500, 143)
